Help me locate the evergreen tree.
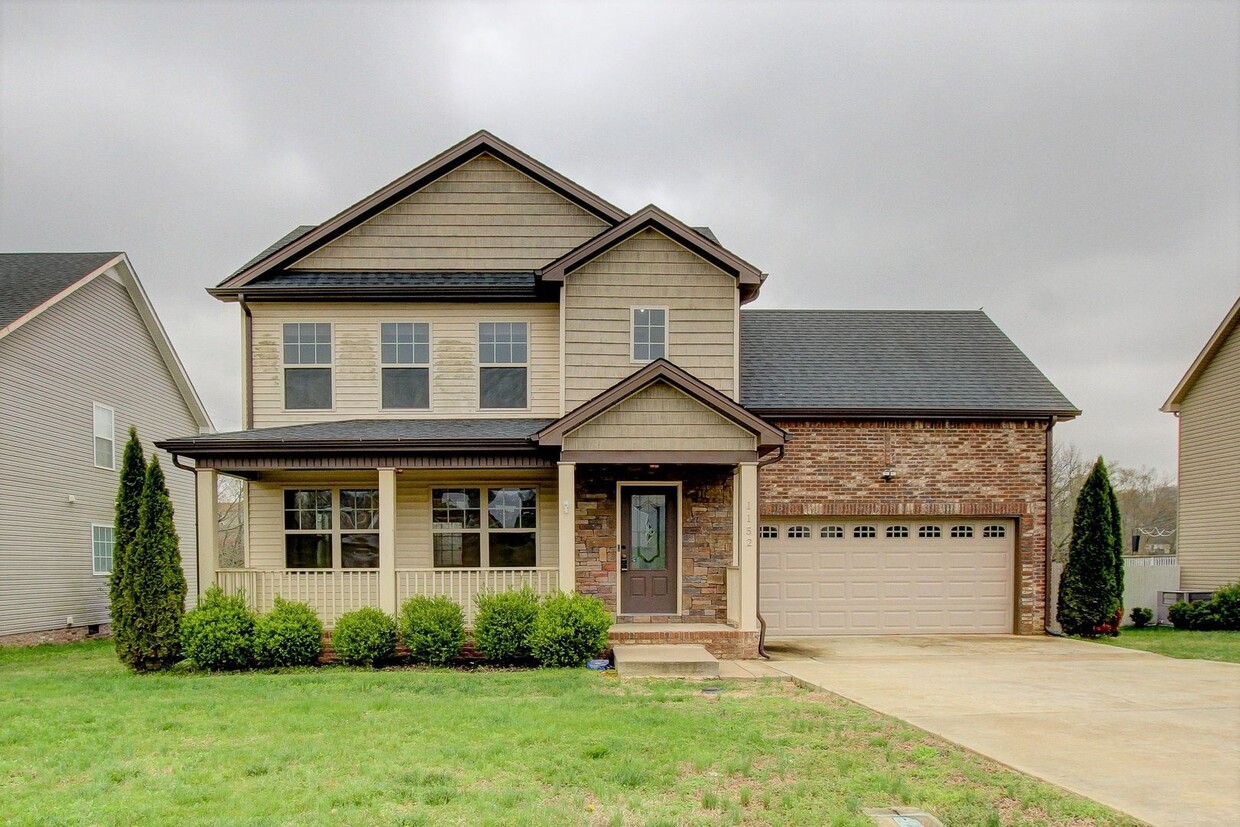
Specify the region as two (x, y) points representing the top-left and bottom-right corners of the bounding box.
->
(122, 455), (187, 671)
(110, 428), (146, 665)
(1107, 479), (1124, 622)
(1057, 457), (1122, 636)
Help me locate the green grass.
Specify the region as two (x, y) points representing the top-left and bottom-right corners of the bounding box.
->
(0, 640), (1141, 827)
(1090, 626), (1240, 663)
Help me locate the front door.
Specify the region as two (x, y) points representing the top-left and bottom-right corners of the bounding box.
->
(620, 486), (678, 614)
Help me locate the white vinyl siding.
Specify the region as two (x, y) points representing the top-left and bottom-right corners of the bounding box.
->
(93, 403), (115, 469)
(91, 524), (114, 576)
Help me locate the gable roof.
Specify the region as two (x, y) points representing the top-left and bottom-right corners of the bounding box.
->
(0, 252), (213, 431)
(1162, 296), (1240, 412)
(538, 205), (764, 302)
(213, 131), (627, 294)
(536, 358), (785, 450)
(739, 309), (1079, 419)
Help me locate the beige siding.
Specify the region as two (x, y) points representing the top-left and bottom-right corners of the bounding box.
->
(0, 274), (200, 636)
(563, 229), (739, 408)
(563, 381), (755, 452)
(249, 302), (560, 426)
(1177, 323), (1240, 590)
(289, 154), (608, 271)
(245, 469), (557, 570)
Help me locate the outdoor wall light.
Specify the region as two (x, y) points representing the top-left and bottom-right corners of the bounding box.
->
(881, 468), (894, 482)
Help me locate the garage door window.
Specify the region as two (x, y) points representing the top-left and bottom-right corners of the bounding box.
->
(760, 525), (778, 539)
(787, 525), (811, 539)
(853, 525), (876, 539)
(918, 525), (942, 539)
(886, 525), (910, 539)
(950, 525), (974, 539)
(820, 525), (844, 539)
(983, 524), (1007, 538)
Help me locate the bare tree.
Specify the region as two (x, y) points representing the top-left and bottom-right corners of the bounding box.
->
(217, 475), (246, 568)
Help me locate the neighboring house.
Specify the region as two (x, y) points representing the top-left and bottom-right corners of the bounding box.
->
(158, 132), (1077, 657)
(0, 253), (212, 640)
(1162, 296), (1240, 591)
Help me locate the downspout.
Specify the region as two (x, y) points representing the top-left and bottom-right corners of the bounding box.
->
(755, 444), (786, 658)
(1044, 417), (1063, 636)
(167, 453), (200, 601)
(239, 294), (254, 429)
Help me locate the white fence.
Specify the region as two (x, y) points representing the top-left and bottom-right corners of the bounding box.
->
(1048, 556), (1180, 631)
(397, 568), (560, 624)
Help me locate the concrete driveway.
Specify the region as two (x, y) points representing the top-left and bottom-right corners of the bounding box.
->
(763, 635), (1240, 827)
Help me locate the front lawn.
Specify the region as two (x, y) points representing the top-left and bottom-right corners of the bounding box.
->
(0, 641), (1140, 827)
(1091, 626), (1240, 663)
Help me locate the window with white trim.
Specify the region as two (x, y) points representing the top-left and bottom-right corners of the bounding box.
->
(886, 525), (910, 539)
(92, 524), (114, 575)
(283, 323), (332, 409)
(381, 322), (430, 409)
(787, 525), (811, 539)
(918, 525), (942, 539)
(93, 404), (115, 469)
(950, 524), (974, 539)
(479, 322), (528, 409)
(283, 489), (379, 569)
(983, 524), (1007, 539)
(432, 487), (537, 568)
(631, 307), (667, 361)
(760, 525), (778, 539)
(820, 525), (844, 539)
(853, 525), (877, 539)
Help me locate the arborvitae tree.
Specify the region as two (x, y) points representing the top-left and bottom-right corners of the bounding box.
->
(122, 456), (187, 671)
(1057, 457), (1122, 636)
(110, 428), (146, 665)
(1107, 478), (1124, 620)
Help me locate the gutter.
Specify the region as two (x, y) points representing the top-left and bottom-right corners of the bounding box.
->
(750, 407), (1082, 421)
(153, 437), (543, 457)
(754, 444), (786, 659)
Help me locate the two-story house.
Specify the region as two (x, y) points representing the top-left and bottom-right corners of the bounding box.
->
(1, 252), (212, 641)
(159, 132), (1077, 657)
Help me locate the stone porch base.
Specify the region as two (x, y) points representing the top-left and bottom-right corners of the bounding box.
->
(609, 623), (759, 659)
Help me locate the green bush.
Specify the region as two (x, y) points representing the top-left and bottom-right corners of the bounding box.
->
(180, 585), (256, 670)
(528, 592), (612, 668)
(332, 607), (398, 666)
(1168, 601), (1193, 629)
(399, 596), (466, 666)
(254, 597), (323, 667)
(1167, 585), (1240, 631)
(1129, 607), (1153, 628)
(474, 588), (541, 664)
(1209, 582), (1240, 630)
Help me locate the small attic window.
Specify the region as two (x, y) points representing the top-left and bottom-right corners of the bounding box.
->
(632, 308), (667, 362)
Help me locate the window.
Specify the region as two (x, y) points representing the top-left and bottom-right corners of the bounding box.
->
(886, 525), (910, 539)
(853, 525), (876, 539)
(93, 404), (115, 469)
(918, 525), (942, 539)
(381, 322), (430, 409)
(631, 307), (667, 361)
(983, 524), (1007, 539)
(950, 524), (974, 539)
(820, 525), (844, 539)
(479, 322), (528, 409)
(787, 525), (811, 539)
(283, 488), (379, 569)
(760, 525), (778, 539)
(432, 487), (537, 567)
(92, 524), (114, 575)
(283, 323), (332, 409)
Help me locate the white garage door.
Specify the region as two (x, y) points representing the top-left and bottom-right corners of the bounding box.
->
(760, 519), (1015, 635)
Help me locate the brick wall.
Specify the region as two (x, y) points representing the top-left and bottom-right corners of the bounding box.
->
(575, 465), (733, 622)
(761, 419), (1051, 634)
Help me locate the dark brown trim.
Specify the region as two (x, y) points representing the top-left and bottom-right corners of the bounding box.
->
(751, 407), (1082, 421)
(154, 437), (542, 458)
(561, 450), (757, 465)
(195, 453), (556, 471)
(539, 205), (763, 292)
(210, 285), (546, 302)
(536, 359), (786, 450)
(217, 130), (627, 291)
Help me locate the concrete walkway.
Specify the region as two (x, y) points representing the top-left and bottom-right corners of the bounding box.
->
(763, 635), (1240, 827)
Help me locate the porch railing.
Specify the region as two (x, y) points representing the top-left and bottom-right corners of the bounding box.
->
(397, 568), (560, 624)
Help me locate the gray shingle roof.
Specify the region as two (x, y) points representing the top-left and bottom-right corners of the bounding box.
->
(228, 226), (317, 278)
(739, 309), (1078, 416)
(0, 252), (122, 329)
(159, 418), (555, 452)
(244, 271), (536, 291)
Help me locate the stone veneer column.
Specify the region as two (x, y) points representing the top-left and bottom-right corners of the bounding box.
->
(558, 462), (576, 593)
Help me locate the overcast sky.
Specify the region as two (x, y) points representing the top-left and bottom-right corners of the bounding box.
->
(2, 0), (1237, 475)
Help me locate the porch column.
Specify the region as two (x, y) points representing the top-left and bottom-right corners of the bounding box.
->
(737, 461), (759, 632)
(378, 468), (397, 614)
(557, 462), (576, 593)
(195, 468), (218, 599)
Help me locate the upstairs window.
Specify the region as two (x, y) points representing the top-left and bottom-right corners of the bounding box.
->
(632, 307), (667, 361)
(283, 323), (332, 410)
(92, 403), (115, 469)
(381, 322), (430, 409)
(479, 322), (528, 409)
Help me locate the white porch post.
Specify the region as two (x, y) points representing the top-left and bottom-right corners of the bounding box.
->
(378, 468), (397, 614)
(737, 461), (759, 632)
(195, 468), (218, 599)
(557, 462), (576, 593)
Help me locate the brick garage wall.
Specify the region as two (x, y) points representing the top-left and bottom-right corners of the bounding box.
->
(575, 465), (733, 622)
(761, 419), (1052, 634)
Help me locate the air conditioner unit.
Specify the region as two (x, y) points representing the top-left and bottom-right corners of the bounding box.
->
(1157, 590), (1214, 626)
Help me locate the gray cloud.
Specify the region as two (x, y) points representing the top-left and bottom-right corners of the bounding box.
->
(2, 0), (1236, 473)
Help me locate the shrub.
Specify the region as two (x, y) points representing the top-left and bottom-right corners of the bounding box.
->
(529, 592), (612, 668)
(254, 597), (323, 667)
(1129, 607), (1153, 628)
(332, 607), (397, 666)
(400, 596), (466, 666)
(180, 585), (256, 670)
(1209, 582), (1240, 630)
(1057, 457), (1123, 637)
(1168, 601), (1193, 629)
(473, 588), (541, 664)
(1166, 585), (1240, 631)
